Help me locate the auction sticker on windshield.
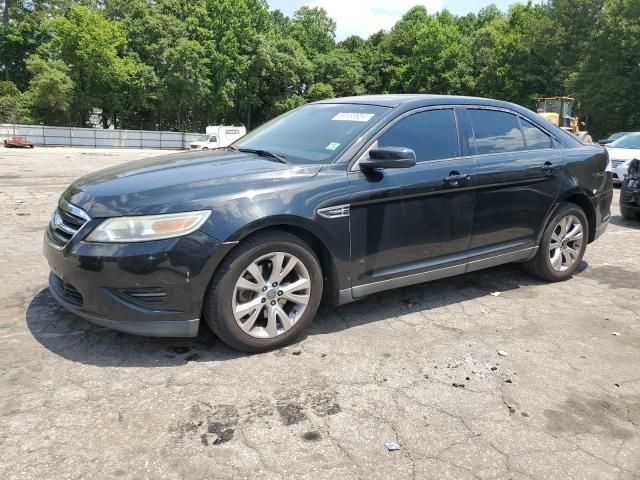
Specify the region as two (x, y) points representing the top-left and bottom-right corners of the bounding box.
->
(332, 113), (375, 122)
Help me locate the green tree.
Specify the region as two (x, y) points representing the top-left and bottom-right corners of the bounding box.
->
(306, 82), (335, 102)
(23, 56), (73, 125)
(0, 1), (49, 89)
(43, 5), (147, 126)
(574, 0), (640, 137)
(471, 3), (558, 106)
(550, 0), (605, 91)
(289, 6), (336, 57)
(0, 80), (30, 122)
(236, 36), (312, 127)
(403, 12), (475, 95)
(315, 48), (365, 97)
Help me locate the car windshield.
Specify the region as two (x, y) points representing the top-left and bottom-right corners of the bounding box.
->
(233, 103), (389, 164)
(197, 135), (210, 142)
(609, 132), (626, 140)
(610, 134), (640, 149)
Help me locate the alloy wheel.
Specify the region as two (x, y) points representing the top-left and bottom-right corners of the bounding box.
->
(549, 215), (584, 272)
(232, 252), (311, 338)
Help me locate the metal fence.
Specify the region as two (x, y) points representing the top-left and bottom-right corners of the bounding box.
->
(0, 124), (203, 149)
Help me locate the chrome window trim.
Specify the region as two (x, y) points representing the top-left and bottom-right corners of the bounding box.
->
(469, 147), (560, 160)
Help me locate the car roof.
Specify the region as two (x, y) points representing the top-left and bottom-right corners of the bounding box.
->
(314, 94), (527, 109)
(314, 94), (584, 147)
(613, 132), (640, 140)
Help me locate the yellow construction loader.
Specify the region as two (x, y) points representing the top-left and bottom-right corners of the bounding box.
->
(535, 96), (592, 143)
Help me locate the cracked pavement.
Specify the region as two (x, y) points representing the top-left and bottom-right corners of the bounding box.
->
(1, 147), (640, 479)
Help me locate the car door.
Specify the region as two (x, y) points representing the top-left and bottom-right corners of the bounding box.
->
(348, 107), (477, 298)
(464, 107), (565, 268)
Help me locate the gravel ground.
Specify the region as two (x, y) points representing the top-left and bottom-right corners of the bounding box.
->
(1, 147), (639, 480)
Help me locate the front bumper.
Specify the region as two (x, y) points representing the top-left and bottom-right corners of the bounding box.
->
(613, 164), (631, 184)
(44, 230), (235, 337)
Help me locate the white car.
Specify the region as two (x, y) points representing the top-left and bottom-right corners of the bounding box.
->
(606, 132), (640, 184)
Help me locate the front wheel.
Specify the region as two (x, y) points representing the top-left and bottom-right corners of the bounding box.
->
(524, 203), (588, 282)
(203, 231), (323, 352)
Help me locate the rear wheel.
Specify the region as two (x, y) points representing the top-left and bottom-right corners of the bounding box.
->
(204, 231), (323, 352)
(524, 203), (588, 282)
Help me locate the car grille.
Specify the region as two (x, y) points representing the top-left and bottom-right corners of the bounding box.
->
(46, 199), (90, 250)
(612, 159), (626, 167)
(116, 287), (169, 306)
(52, 274), (84, 306)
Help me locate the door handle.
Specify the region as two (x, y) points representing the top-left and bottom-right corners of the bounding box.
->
(443, 172), (471, 187)
(541, 162), (560, 173)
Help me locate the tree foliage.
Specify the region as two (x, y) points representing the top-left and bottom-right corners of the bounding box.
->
(0, 0), (636, 137)
(0, 80), (30, 122)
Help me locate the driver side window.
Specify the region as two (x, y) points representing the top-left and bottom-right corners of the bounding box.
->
(377, 109), (459, 162)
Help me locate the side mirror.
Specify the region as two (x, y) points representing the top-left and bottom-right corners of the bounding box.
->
(359, 147), (417, 170)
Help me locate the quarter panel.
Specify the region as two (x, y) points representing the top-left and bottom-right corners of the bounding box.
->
(561, 146), (611, 197)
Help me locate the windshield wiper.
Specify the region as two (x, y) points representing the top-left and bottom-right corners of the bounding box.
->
(214, 145), (237, 151)
(237, 148), (288, 164)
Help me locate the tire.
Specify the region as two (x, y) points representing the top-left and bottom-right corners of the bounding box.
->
(523, 203), (589, 282)
(203, 231), (323, 352)
(621, 206), (639, 221)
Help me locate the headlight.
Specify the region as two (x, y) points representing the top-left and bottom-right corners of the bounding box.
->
(86, 210), (212, 243)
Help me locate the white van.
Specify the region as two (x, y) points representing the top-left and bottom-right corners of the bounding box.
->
(190, 125), (246, 150)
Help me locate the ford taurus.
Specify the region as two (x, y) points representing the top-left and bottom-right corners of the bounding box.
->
(44, 95), (613, 352)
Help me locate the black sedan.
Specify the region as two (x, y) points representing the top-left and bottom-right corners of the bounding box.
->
(44, 95), (613, 352)
(620, 159), (640, 220)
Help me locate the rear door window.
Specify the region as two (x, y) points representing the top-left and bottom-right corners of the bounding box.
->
(520, 118), (552, 150)
(377, 109), (459, 162)
(468, 109), (525, 155)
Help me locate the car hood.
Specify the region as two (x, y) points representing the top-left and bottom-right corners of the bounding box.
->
(607, 148), (640, 161)
(63, 150), (322, 217)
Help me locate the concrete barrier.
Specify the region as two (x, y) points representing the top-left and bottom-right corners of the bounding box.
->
(0, 124), (203, 149)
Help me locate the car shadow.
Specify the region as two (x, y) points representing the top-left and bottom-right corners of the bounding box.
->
(26, 288), (246, 367)
(26, 261), (579, 367)
(307, 262), (575, 338)
(609, 213), (640, 230)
